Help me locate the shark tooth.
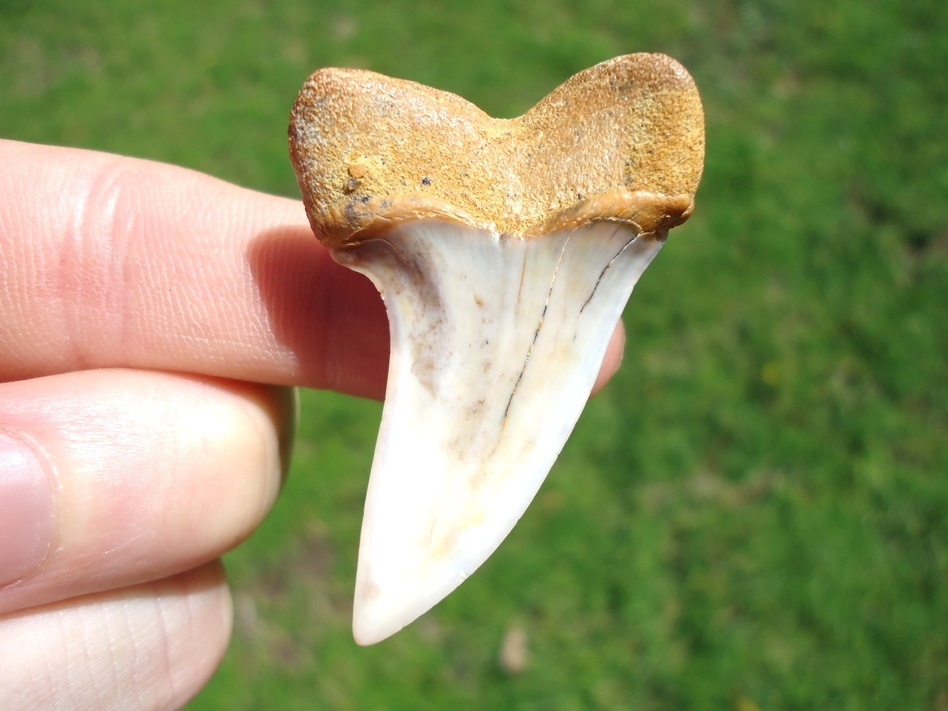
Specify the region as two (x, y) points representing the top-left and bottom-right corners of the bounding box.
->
(288, 53), (704, 645)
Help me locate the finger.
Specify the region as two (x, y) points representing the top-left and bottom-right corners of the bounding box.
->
(592, 320), (625, 395)
(0, 139), (389, 398)
(0, 561), (231, 711)
(0, 368), (293, 614)
(0, 141), (627, 400)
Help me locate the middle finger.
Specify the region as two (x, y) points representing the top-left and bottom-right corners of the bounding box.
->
(0, 368), (294, 614)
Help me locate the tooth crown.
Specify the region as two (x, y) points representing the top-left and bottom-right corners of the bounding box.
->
(289, 53), (704, 247)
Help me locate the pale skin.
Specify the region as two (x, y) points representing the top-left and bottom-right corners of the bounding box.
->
(0, 139), (625, 709)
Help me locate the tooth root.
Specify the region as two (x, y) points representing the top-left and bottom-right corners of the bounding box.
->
(335, 220), (664, 645)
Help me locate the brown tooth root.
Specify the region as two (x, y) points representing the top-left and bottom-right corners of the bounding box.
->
(289, 52), (703, 246)
(288, 54), (704, 645)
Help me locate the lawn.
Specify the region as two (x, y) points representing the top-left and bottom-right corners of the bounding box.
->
(1, 0), (946, 708)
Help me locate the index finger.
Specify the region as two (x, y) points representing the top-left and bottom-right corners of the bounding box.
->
(0, 140), (389, 398)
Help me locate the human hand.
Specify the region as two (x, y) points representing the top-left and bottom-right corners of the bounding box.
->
(0, 139), (626, 709)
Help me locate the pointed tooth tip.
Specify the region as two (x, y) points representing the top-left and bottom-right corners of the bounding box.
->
(352, 537), (477, 644)
(352, 575), (447, 645)
(352, 582), (409, 645)
(352, 610), (393, 646)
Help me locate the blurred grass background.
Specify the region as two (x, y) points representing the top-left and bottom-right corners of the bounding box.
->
(2, 0), (946, 708)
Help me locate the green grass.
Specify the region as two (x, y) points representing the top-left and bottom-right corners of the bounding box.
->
(2, 0), (946, 708)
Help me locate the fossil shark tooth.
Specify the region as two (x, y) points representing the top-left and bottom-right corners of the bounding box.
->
(289, 53), (704, 645)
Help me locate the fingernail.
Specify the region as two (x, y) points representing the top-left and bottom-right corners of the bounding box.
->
(0, 433), (55, 587)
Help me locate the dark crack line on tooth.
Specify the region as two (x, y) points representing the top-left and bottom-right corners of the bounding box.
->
(579, 229), (637, 314)
(502, 229), (576, 425)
